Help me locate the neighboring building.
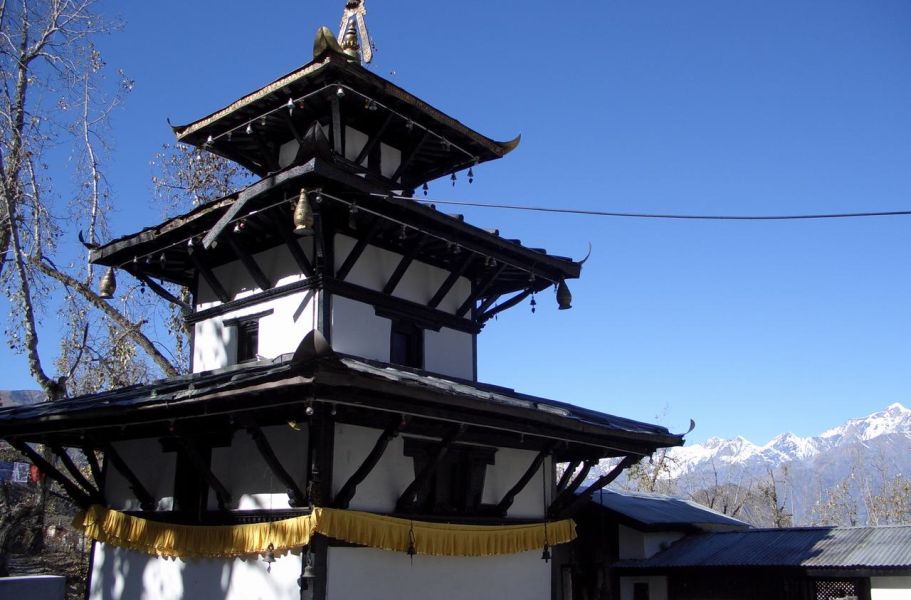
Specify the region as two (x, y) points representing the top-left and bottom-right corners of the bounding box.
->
(614, 525), (911, 600)
(0, 7), (684, 600)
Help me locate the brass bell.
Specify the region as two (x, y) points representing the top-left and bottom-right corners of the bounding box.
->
(99, 267), (117, 299)
(301, 547), (318, 579)
(293, 189), (314, 235)
(263, 542), (276, 565)
(556, 280), (572, 310)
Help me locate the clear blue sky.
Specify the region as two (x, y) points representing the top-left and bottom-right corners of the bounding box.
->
(2, 1), (910, 445)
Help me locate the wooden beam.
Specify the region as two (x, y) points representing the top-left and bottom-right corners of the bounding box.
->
(103, 443), (156, 511)
(456, 264), (506, 318)
(495, 443), (554, 516)
(269, 211), (315, 277)
(10, 441), (92, 509)
(188, 244), (230, 302)
(49, 445), (102, 502)
(479, 288), (532, 323)
(556, 459), (581, 492)
(82, 446), (104, 491)
(333, 422), (401, 509)
(226, 234), (272, 291)
(176, 438), (232, 510)
(382, 237), (428, 295)
(251, 129), (280, 173)
(133, 274), (192, 311)
(330, 95), (343, 155)
(354, 113), (394, 166)
(281, 110), (305, 144)
(428, 254), (474, 309)
(243, 421), (307, 507)
(558, 455), (641, 518)
(307, 408), (335, 507)
(396, 425), (464, 513)
(548, 459), (595, 517)
(336, 217), (382, 282)
(391, 131), (429, 184)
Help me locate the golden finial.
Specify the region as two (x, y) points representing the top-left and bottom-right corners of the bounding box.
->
(337, 0), (373, 64)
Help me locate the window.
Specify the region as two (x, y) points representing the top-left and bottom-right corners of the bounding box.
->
(224, 309), (272, 364)
(403, 437), (495, 514)
(390, 320), (423, 368)
(633, 582), (650, 600)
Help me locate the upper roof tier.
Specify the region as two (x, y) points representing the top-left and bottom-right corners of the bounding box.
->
(171, 28), (520, 189)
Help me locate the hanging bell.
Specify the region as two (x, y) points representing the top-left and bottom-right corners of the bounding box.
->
(422, 182), (429, 196)
(348, 204), (359, 231)
(293, 189), (315, 235)
(541, 543), (551, 562)
(98, 267), (117, 299)
(450, 172), (457, 186)
(530, 295), (536, 314)
(556, 280), (572, 310)
(468, 167), (474, 184)
(263, 543), (277, 565)
(301, 548), (318, 579)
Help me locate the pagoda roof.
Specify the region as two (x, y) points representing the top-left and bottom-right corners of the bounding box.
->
(171, 36), (519, 187)
(0, 347), (683, 462)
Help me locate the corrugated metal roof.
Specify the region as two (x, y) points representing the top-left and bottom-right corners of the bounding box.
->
(588, 488), (748, 530)
(616, 526), (911, 570)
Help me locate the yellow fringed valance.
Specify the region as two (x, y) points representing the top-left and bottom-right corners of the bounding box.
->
(74, 505), (576, 560)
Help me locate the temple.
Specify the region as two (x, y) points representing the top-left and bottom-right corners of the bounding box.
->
(0, 6), (685, 600)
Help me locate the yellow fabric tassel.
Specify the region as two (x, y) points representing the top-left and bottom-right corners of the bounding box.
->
(74, 505), (576, 559)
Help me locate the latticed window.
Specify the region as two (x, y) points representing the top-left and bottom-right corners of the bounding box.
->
(815, 579), (859, 600)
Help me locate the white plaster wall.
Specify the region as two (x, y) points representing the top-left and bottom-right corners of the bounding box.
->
(424, 326), (474, 380)
(89, 544), (301, 600)
(0, 576), (66, 599)
(193, 288), (317, 372)
(105, 439), (177, 511)
(871, 576), (911, 600)
(618, 524), (646, 560)
(643, 532), (684, 559)
(480, 449), (550, 519)
(327, 547), (549, 600)
(331, 423), (413, 513)
(330, 296), (391, 363)
(619, 576), (668, 600)
(209, 425), (309, 510)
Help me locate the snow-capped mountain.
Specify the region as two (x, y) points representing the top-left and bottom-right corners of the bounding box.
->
(664, 402), (910, 478)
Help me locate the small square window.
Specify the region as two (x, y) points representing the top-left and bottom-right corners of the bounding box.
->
(633, 582), (650, 600)
(236, 320), (259, 363)
(390, 320), (423, 368)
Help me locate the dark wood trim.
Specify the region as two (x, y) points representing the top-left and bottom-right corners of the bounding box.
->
(185, 278), (317, 324)
(428, 254), (474, 309)
(9, 440), (92, 509)
(392, 131), (430, 184)
(558, 455), (640, 518)
(281, 110), (305, 145)
(495, 443), (554, 516)
(548, 460), (595, 517)
(243, 421), (307, 507)
(49, 445), (102, 501)
(336, 217), (381, 282)
(82, 446), (104, 491)
(330, 95), (343, 155)
(226, 234), (272, 291)
(103, 443), (156, 511)
(223, 309), (275, 328)
(457, 264), (506, 318)
(326, 278), (481, 334)
(251, 129), (280, 173)
(176, 438), (232, 510)
(354, 113), (394, 166)
(333, 421), (401, 509)
(382, 237), (427, 295)
(480, 288), (532, 323)
(132, 273), (192, 311)
(396, 425), (464, 513)
(306, 407), (335, 508)
(269, 211), (315, 278)
(556, 459), (581, 492)
(188, 244), (230, 303)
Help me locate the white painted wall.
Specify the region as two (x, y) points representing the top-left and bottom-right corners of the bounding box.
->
(0, 576), (65, 600)
(89, 544), (302, 600)
(330, 295), (391, 363)
(105, 439), (177, 511)
(617, 526), (681, 560)
(209, 424), (309, 510)
(871, 576), (911, 600)
(643, 532), (684, 558)
(424, 327), (474, 380)
(327, 547), (549, 600)
(480, 448), (550, 519)
(618, 576), (668, 600)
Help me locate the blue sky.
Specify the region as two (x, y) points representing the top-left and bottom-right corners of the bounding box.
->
(3, 1), (910, 445)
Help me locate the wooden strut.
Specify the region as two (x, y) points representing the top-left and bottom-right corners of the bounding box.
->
(557, 455), (641, 518)
(392, 131), (430, 184)
(428, 254), (474, 309)
(382, 237), (427, 295)
(548, 459), (595, 517)
(133, 274), (192, 311)
(243, 421), (307, 507)
(269, 211), (315, 277)
(556, 459), (581, 492)
(354, 113), (394, 166)
(82, 446), (104, 492)
(10, 440), (92, 509)
(495, 442), (555, 516)
(335, 217), (382, 281)
(480, 288), (532, 323)
(188, 244), (230, 303)
(49, 445), (103, 503)
(176, 439), (232, 511)
(333, 421), (402, 509)
(456, 263), (506, 318)
(226, 234), (273, 291)
(330, 95), (344, 155)
(103, 444), (156, 511)
(396, 424), (465, 513)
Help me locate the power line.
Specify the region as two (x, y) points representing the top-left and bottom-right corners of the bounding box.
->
(374, 194), (911, 221)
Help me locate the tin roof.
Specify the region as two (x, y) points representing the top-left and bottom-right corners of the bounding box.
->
(616, 526), (911, 570)
(589, 488), (748, 531)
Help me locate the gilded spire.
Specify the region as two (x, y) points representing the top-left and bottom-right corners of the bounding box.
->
(337, 0), (373, 64)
